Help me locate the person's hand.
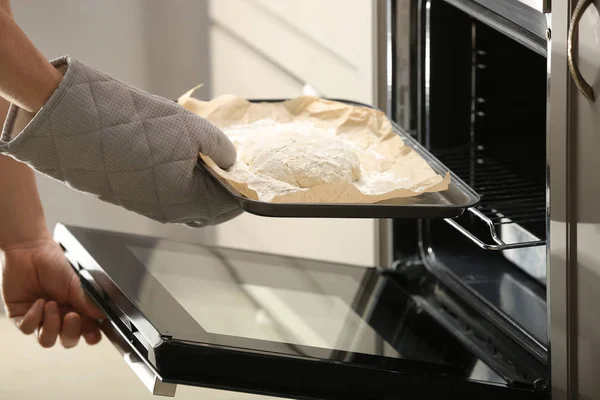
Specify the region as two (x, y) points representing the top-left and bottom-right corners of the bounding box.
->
(1, 55), (241, 227)
(0, 0), (103, 350)
(1, 233), (104, 348)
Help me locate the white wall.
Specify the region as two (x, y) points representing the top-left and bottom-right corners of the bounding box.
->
(14, 0), (149, 87)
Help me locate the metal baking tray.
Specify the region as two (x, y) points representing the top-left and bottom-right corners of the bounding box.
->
(200, 99), (480, 219)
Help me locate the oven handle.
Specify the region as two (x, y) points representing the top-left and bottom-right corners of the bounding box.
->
(99, 318), (177, 397)
(63, 250), (177, 397)
(567, 0), (595, 102)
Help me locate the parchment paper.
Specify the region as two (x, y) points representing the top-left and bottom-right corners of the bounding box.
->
(178, 89), (450, 204)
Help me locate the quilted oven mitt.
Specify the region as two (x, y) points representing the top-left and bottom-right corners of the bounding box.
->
(0, 56), (241, 227)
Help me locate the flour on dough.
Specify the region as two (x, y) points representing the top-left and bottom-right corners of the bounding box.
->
(240, 131), (361, 189)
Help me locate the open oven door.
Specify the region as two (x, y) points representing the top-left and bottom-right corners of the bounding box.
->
(54, 224), (544, 400)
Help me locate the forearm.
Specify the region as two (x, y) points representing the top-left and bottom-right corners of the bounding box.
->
(0, 6), (61, 113)
(0, 2), (49, 249)
(0, 93), (49, 249)
(0, 155), (48, 249)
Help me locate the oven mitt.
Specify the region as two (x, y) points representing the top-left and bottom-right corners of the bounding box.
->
(0, 56), (241, 227)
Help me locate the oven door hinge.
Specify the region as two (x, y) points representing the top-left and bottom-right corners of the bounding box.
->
(506, 378), (548, 398)
(390, 256), (427, 282)
(533, 378), (549, 396)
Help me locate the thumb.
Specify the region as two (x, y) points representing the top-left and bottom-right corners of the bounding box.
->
(185, 113), (237, 169)
(68, 273), (105, 320)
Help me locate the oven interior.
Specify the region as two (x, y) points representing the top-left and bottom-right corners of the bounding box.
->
(390, 0), (548, 389)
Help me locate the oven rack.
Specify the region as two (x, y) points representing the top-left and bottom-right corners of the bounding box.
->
(434, 144), (546, 251)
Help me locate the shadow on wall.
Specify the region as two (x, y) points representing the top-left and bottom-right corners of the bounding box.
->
(13, 0), (212, 99)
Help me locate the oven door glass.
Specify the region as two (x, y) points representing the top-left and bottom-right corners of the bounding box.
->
(55, 224), (539, 400)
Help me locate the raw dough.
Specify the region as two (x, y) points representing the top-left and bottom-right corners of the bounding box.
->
(241, 131), (361, 188)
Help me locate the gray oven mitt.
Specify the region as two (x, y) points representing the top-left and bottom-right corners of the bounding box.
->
(0, 56), (241, 227)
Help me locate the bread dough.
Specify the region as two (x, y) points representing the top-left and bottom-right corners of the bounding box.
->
(241, 131), (361, 188)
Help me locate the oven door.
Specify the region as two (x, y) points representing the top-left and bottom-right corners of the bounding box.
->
(54, 224), (541, 400)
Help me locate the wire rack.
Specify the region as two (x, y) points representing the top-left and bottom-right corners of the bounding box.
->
(434, 143), (546, 251)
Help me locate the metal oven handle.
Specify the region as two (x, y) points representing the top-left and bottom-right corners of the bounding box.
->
(99, 319), (177, 397)
(567, 0), (596, 102)
(64, 250), (177, 397)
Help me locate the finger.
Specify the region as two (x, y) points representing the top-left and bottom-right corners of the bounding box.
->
(60, 312), (81, 349)
(84, 330), (102, 346)
(16, 299), (45, 335)
(68, 274), (105, 320)
(38, 301), (61, 348)
(58, 305), (76, 318)
(82, 317), (102, 345)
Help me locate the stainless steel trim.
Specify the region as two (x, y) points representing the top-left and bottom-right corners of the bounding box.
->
(422, 0), (432, 148)
(445, 0), (548, 57)
(393, 0), (415, 132)
(376, 0), (394, 116)
(548, 1), (576, 398)
(375, 219), (394, 268)
(375, 0), (394, 269)
(472, 0), (549, 35)
(56, 224), (177, 397)
(567, 0), (595, 102)
(101, 320), (177, 397)
(518, 0), (551, 13)
(128, 312), (164, 349)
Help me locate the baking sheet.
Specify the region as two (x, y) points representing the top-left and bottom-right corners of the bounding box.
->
(180, 94), (479, 219)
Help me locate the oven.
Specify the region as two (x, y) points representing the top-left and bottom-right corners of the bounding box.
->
(55, 0), (559, 399)
(379, 0), (550, 386)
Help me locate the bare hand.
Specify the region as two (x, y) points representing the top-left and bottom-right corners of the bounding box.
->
(1, 235), (104, 348)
